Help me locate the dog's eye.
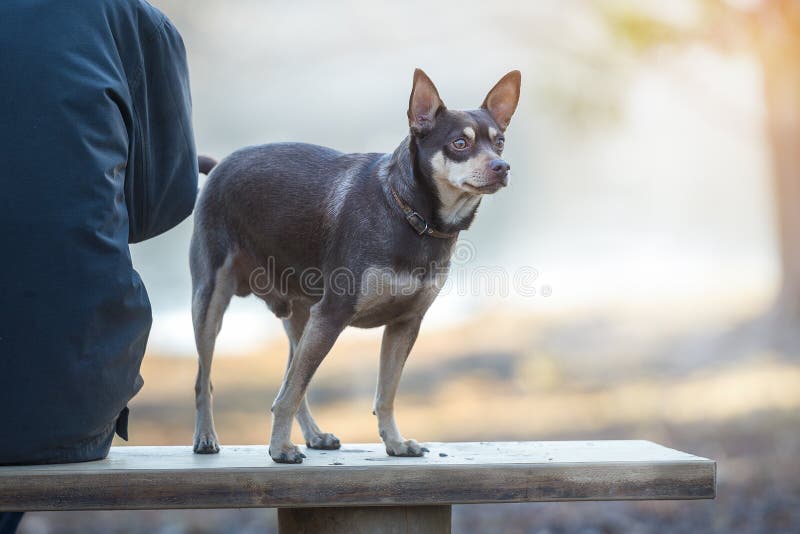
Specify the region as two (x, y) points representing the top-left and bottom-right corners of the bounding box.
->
(495, 138), (505, 150)
(452, 138), (468, 150)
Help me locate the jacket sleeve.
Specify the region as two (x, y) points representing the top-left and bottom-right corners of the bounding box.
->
(126, 15), (198, 243)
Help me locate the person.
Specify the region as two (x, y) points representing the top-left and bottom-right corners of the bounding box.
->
(0, 0), (198, 531)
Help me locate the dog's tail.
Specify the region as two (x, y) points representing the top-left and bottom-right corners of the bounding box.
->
(198, 155), (218, 175)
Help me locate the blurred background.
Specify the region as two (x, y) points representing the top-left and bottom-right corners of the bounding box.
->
(20, 0), (800, 532)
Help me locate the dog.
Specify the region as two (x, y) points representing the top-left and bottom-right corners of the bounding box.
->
(190, 69), (521, 463)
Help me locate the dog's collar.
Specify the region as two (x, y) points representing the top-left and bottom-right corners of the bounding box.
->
(390, 186), (458, 239)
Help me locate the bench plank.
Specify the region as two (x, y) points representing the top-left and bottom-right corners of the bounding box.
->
(0, 441), (715, 511)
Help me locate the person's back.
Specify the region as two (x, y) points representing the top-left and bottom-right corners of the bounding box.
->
(0, 0), (198, 465)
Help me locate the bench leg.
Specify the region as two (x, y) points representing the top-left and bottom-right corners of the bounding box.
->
(278, 505), (451, 533)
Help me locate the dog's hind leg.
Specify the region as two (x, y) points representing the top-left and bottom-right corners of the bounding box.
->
(282, 304), (341, 450)
(192, 253), (237, 454)
(374, 316), (427, 456)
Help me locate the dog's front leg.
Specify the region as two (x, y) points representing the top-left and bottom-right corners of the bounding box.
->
(269, 302), (347, 463)
(374, 316), (427, 457)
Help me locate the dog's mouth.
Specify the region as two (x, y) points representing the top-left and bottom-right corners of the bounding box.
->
(463, 181), (507, 195)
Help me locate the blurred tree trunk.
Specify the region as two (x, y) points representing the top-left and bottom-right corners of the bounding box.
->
(758, 5), (800, 323)
(602, 2), (800, 347)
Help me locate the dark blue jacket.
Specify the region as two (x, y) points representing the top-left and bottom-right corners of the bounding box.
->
(0, 0), (197, 464)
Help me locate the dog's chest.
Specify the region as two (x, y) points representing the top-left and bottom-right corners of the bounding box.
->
(350, 268), (445, 328)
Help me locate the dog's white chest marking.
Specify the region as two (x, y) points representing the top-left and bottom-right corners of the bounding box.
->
(354, 268), (444, 319)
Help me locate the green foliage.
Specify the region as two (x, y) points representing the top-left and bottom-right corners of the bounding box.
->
(600, 6), (694, 51)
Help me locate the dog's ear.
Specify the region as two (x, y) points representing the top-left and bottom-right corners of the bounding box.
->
(408, 68), (445, 135)
(481, 70), (521, 131)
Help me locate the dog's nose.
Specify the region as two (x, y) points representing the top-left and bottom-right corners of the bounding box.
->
(490, 159), (510, 176)
(489, 159), (510, 186)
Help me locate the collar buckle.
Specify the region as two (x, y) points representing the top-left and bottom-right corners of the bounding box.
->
(390, 185), (457, 239)
(407, 211), (429, 235)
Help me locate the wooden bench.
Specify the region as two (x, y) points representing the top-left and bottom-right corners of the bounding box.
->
(0, 441), (715, 533)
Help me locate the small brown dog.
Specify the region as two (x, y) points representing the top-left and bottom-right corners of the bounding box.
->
(190, 69), (521, 463)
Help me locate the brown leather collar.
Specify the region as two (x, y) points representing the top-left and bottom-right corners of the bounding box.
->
(390, 186), (458, 239)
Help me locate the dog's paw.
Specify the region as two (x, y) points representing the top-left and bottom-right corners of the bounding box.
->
(306, 432), (341, 450)
(269, 443), (307, 464)
(385, 439), (429, 457)
(193, 432), (220, 454)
